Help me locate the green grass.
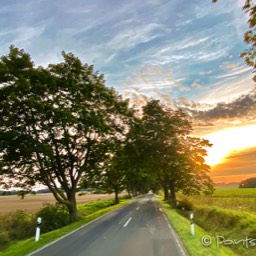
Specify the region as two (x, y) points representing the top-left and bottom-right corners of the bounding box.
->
(174, 185), (256, 256)
(158, 199), (239, 256)
(0, 198), (131, 256)
(214, 188), (256, 197)
(178, 186), (256, 213)
(183, 195), (256, 213)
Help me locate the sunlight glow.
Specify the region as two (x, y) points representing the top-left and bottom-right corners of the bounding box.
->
(202, 125), (256, 166)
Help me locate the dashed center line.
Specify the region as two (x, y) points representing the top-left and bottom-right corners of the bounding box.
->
(123, 217), (132, 227)
(136, 207), (140, 211)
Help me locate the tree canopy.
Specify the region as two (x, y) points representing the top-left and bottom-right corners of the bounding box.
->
(0, 46), (132, 221)
(124, 100), (214, 206)
(239, 177), (256, 188)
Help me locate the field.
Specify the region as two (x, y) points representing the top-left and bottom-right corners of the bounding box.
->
(181, 184), (256, 213)
(177, 184), (256, 256)
(0, 193), (115, 215)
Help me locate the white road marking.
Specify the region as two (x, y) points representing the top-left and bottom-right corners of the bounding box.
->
(123, 217), (132, 227)
(136, 207), (140, 211)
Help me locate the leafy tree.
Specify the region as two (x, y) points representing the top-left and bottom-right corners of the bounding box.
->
(239, 177), (256, 188)
(123, 116), (160, 196)
(0, 46), (131, 221)
(128, 100), (214, 206)
(101, 146), (128, 204)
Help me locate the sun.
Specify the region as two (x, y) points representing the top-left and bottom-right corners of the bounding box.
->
(202, 124), (256, 167)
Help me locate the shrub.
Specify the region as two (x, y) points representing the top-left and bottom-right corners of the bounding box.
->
(7, 210), (36, 241)
(0, 232), (10, 251)
(176, 198), (194, 211)
(36, 203), (70, 233)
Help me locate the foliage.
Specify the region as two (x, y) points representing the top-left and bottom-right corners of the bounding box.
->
(36, 203), (70, 232)
(0, 46), (132, 221)
(0, 210), (35, 250)
(239, 177), (256, 188)
(126, 100), (214, 205)
(176, 198), (194, 211)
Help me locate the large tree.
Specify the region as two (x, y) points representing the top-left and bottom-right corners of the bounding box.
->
(128, 100), (214, 206)
(0, 46), (131, 221)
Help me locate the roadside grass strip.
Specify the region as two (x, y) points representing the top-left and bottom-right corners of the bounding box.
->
(158, 199), (238, 256)
(1, 199), (131, 256)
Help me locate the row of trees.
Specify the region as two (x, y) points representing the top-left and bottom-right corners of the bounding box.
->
(0, 46), (214, 222)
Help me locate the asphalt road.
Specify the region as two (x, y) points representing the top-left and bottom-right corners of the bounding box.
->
(29, 195), (188, 256)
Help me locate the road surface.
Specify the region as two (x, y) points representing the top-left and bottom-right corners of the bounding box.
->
(29, 195), (188, 256)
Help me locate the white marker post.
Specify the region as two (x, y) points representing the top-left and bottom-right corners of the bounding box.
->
(35, 217), (42, 242)
(190, 213), (195, 236)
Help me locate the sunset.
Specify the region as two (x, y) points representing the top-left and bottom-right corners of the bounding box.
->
(0, 1), (255, 184)
(202, 125), (256, 182)
(1, 0), (256, 255)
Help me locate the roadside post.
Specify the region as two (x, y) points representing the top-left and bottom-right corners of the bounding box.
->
(35, 217), (42, 242)
(190, 213), (195, 236)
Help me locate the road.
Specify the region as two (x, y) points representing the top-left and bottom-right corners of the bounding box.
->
(29, 195), (188, 256)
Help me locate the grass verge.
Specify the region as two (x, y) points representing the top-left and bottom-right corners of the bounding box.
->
(157, 198), (239, 256)
(1, 198), (131, 256)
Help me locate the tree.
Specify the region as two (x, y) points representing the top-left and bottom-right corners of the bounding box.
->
(213, 0), (256, 81)
(239, 177), (256, 188)
(100, 145), (128, 204)
(0, 46), (131, 222)
(127, 100), (214, 206)
(123, 115), (161, 197)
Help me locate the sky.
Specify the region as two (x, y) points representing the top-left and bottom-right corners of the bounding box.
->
(1, 0), (256, 183)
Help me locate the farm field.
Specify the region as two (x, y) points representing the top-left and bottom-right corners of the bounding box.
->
(0, 193), (115, 215)
(182, 184), (256, 213)
(178, 184), (256, 255)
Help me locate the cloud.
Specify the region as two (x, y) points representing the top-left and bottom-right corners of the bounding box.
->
(216, 65), (252, 79)
(198, 70), (212, 75)
(184, 89), (256, 127)
(211, 147), (256, 182)
(108, 23), (165, 50)
(192, 80), (202, 88)
(220, 62), (239, 70)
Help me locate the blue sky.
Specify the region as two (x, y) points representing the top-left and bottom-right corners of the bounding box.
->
(1, 0), (256, 182)
(0, 0), (253, 101)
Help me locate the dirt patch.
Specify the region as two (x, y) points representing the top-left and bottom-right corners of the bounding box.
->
(0, 193), (115, 215)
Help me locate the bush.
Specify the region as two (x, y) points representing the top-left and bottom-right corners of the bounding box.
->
(7, 210), (36, 241)
(36, 203), (70, 233)
(0, 232), (10, 251)
(176, 198), (194, 211)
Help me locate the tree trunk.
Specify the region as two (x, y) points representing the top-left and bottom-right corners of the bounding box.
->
(67, 191), (78, 222)
(169, 181), (177, 207)
(114, 186), (119, 204)
(163, 185), (169, 201)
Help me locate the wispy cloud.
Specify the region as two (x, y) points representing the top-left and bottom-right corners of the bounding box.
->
(108, 23), (165, 50)
(216, 65), (252, 79)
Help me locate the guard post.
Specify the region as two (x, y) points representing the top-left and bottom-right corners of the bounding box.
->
(190, 213), (195, 236)
(35, 217), (42, 242)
